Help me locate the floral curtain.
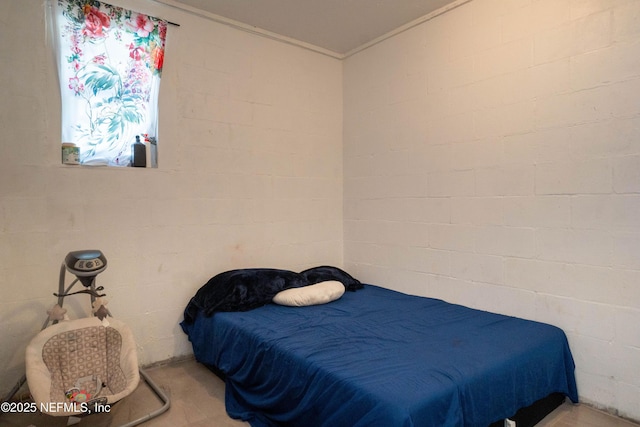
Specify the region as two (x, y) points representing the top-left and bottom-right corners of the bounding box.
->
(54, 0), (167, 166)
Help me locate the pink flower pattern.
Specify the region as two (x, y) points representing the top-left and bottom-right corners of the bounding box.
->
(68, 76), (84, 95)
(57, 0), (167, 163)
(129, 14), (155, 37)
(81, 5), (110, 38)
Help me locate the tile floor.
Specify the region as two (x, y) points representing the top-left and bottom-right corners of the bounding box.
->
(1, 357), (638, 427)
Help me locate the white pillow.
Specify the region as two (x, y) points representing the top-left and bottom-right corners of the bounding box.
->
(272, 280), (345, 307)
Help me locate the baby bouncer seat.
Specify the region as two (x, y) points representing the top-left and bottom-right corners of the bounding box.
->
(26, 316), (139, 416)
(5, 250), (169, 426)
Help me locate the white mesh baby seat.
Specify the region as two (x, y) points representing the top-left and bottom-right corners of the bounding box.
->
(25, 316), (139, 416)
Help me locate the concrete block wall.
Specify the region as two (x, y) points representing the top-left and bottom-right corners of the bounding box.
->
(2, 0), (638, 421)
(0, 0), (342, 394)
(344, 0), (640, 420)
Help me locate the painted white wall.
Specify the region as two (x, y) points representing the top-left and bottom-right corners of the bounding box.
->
(344, 0), (640, 421)
(2, 0), (639, 421)
(0, 0), (342, 394)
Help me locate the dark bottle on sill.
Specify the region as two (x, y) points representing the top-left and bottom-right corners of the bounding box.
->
(132, 135), (146, 167)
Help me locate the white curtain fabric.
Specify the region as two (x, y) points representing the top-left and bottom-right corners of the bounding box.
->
(53, 0), (166, 166)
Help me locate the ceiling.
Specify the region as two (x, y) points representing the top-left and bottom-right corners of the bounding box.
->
(169, 0), (459, 56)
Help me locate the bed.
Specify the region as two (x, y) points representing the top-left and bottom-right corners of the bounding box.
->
(181, 269), (578, 427)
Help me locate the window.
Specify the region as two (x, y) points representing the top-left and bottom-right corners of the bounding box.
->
(53, 0), (167, 167)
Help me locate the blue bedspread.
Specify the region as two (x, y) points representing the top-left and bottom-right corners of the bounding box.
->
(181, 285), (578, 427)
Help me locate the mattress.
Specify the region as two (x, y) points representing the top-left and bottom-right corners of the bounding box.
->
(181, 284), (578, 427)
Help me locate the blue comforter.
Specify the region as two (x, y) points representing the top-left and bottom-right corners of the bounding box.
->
(181, 285), (578, 427)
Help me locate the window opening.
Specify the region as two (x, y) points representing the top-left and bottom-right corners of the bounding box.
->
(53, 0), (167, 167)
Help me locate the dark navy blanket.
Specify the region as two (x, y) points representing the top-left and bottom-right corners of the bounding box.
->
(181, 285), (578, 427)
(182, 268), (307, 324)
(181, 266), (362, 325)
